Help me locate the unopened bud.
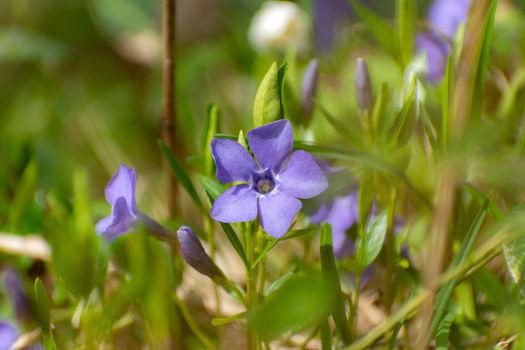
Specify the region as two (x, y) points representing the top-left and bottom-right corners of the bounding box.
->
(176, 226), (222, 279)
(355, 57), (372, 111)
(300, 58), (319, 118)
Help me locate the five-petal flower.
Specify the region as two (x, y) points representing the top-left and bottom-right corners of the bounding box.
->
(210, 119), (328, 238)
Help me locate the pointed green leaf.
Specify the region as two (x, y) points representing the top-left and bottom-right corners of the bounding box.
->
(34, 278), (51, 333)
(320, 223), (351, 345)
(356, 212), (388, 268)
(200, 103), (221, 177)
(253, 62), (283, 127)
(396, 0), (416, 66)
(429, 198), (489, 336)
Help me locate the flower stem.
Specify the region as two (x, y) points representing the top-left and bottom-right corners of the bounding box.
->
(245, 222), (259, 350)
(384, 189), (397, 314)
(205, 215), (221, 314)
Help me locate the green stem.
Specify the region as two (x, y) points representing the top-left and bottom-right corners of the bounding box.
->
(173, 294), (215, 349)
(351, 274), (361, 339)
(245, 222), (260, 350)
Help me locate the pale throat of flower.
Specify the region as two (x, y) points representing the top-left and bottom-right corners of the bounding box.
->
(251, 169), (277, 195)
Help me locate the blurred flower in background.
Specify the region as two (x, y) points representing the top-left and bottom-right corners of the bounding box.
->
(313, 0), (351, 52)
(416, 0), (472, 83)
(248, 1), (309, 54)
(0, 321), (18, 350)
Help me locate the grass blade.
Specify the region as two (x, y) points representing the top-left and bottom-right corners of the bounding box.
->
(320, 223), (351, 345)
(158, 139), (204, 212)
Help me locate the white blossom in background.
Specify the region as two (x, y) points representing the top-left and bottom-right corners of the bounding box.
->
(248, 1), (309, 54)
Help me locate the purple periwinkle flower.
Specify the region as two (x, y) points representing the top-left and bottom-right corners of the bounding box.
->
(416, 0), (471, 83)
(177, 226), (222, 279)
(96, 165), (141, 241)
(96, 165), (174, 243)
(0, 321), (18, 350)
(210, 120), (328, 238)
(311, 192), (359, 258)
(416, 32), (450, 84)
(428, 0), (471, 40)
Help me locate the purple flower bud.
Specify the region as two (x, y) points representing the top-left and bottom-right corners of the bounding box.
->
(300, 58), (319, 119)
(176, 226), (222, 279)
(416, 32), (450, 84)
(355, 57), (372, 111)
(3, 268), (30, 321)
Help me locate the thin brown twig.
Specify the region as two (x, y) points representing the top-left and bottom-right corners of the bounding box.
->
(162, 0), (178, 217)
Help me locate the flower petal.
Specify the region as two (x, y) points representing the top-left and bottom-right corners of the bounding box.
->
(211, 185), (258, 223)
(279, 150), (328, 199)
(105, 164), (138, 214)
(247, 119), (293, 171)
(258, 192), (301, 238)
(324, 193), (359, 258)
(96, 197), (136, 241)
(0, 321), (18, 350)
(211, 139), (257, 183)
(416, 33), (450, 84)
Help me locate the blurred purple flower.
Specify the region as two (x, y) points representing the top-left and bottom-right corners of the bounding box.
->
(211, 119), (328, 238)
(314, 0), (351, 52)
(416, 0), (471, 83)
(177, 226), (222, 279)
(96, 164), (140, 241)
(311, 192), (359, 258)
(0, 321), (18, 350)
(416, 32), (450, 84)
(2, 268), (30, 321)
(428, 0), (471, 40)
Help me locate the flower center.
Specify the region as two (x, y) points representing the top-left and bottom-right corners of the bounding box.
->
(256, 178), (274, 194)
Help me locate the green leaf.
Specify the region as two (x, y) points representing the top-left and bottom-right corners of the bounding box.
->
(34, 278), (51, 334)
(373, 83), (390, 138)
(504, 235), (525, 297)
(470, 0), (498, 120)
(396, 0), (415, 66)
(356, 212), (388, 268)
(158, 139), (204, 212)
(318, 104), (362, 146)
(218, 222), (249, 268)
(351, 0), (399, 60)
(212, 311), (247, 326)
(250, 274), (327, 338)
(320, 224), (351, 345)
(441, 56), (453, 151)
(390, 85), (416, 147)
(253, 62), (284, 127)
(8, 159), (38, 231)
(429, 198), (489, 336)
(200, 103), (221, 177)
(198, 175), (226, 202)
(435, 312), (456, 350)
